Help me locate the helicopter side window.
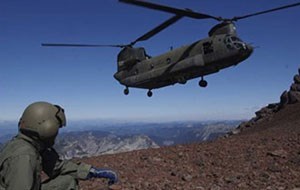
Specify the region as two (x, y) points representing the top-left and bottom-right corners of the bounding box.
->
(203, 41), (214, 54)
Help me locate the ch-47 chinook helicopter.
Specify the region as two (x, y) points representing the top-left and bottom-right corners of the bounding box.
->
(42, 0), (300, 97)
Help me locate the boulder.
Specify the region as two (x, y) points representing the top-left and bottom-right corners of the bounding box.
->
(288, 91), (300, 104)
(290, 83), (300, 92)
(255, 106), (274, 120)
(279, 90), (289, 108)
(293, 74), (300, 84)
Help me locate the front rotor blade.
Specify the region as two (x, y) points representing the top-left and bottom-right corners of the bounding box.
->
(119, 0), (220, 21)
(41, 43), (125, 48)
(232, 2), (300, 21)
(131, 15), (183, 45)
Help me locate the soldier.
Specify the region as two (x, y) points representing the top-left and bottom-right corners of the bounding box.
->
(0, 101), (118, 190)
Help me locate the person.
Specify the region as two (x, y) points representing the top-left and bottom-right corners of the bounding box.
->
(0, 101), (118, 190)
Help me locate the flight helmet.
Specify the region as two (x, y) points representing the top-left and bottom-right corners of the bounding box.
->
(19, 101), (66, 146)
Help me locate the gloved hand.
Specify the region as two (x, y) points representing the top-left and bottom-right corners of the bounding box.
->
(88, 167), (118, 185)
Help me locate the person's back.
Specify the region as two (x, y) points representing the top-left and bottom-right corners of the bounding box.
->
(0, 134), (42, 190)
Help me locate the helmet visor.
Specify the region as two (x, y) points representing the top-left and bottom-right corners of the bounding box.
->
(54, 105), (66, 128)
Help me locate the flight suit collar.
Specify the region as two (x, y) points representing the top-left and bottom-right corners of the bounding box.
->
(17, 132), (45, 152)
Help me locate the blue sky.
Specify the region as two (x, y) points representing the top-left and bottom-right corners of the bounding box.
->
(1, 0), (300, 122)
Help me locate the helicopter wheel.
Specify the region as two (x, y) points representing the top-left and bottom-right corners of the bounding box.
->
(124, 87), (129, 95)
(199, 78), (208, 88)
(147, 90), (153, 97)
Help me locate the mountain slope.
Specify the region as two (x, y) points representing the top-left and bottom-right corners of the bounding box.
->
(79, 70), (300, 189)
(79, 102), (300, 189)
(55, 131), (159, 159)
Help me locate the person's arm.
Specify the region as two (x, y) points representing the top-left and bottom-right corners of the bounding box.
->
(41, 148), (91, 180)
(41, 148), (118, 185)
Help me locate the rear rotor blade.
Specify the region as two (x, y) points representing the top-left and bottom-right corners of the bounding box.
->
(119, 0), (220, 21)
(232, 2), (300, 21)
(41, 43), (125, 48)
(131, 15), (183, 45)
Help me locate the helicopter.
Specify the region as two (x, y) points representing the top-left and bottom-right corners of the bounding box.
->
(42, 0), (300, 97)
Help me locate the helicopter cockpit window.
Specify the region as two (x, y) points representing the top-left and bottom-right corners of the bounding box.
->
(230, 36), (241, 42)
(136, 48), (147, 61)
(203, 41), (214, 54)
(224, 35), (246, 51)
(118, 47), (147, 62)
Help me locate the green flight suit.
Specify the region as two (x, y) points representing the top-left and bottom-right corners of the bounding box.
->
(0, 133), (91, 190)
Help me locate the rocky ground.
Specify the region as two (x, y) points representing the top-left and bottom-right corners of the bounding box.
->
(78, 70), (300, 190)
(78, 102), (300, 190)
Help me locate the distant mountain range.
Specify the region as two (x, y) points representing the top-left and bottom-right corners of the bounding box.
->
(53, 121), (240, 158)
(0, 120), (241, 158)
(55, 132), (159, 159)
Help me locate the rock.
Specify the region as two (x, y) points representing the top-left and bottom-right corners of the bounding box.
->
(178, 152), (184, 158)
(230, 128), (240, 135)
(237, 121), (248, 129)
(182, 174), (193, 182)
(267, 164), (282, 173)
(290, 83), (300, 91)
(210, 184), (221, 190)
(255, 106), (274, 119)
(109, 184), (122, 190)
(288, 91), (300, 104)
(267, 149), (287, 158)
(170, 171), (176, 176)
(294, 74), (300, 84)
(267, 103), (279, 110)
(224, 176), (238, 184)
(279, 90), (289, 108)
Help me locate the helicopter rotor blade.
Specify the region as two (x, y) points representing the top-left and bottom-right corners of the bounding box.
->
(131, 14), (183, 46)
(119, 0), (221, 21)
(231, 2), (300, 21)
(41, 43), (125, 48)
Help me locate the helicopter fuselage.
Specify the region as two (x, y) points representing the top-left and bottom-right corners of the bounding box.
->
(42, 1), (300, 96)
(114, 33), (253, 90)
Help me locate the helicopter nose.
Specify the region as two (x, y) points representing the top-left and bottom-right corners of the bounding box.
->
(247, 44), (253, 53)
(244, 44), (253, 58)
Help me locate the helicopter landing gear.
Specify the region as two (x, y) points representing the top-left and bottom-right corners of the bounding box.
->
(199, 77), (208, 88)
(124, 87), (129, 95)
(147, 90), (153, 97)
